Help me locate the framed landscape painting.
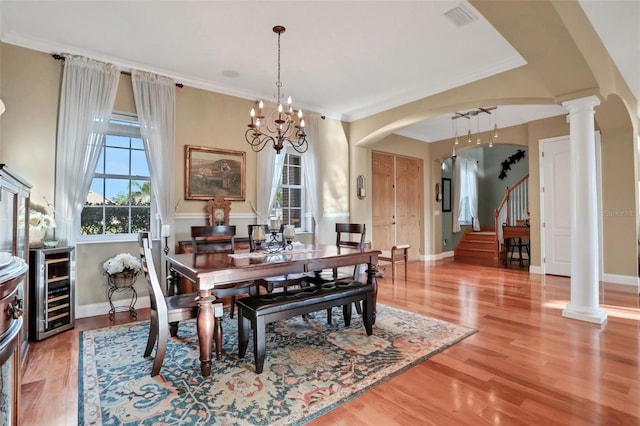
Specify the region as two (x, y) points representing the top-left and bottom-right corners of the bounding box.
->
(185, 146), (246, 201)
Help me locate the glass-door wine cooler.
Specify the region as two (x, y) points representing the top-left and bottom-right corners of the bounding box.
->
(29, 247), (75, 340)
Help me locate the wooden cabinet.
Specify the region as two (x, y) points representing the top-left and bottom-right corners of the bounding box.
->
(0, 164), (32, 425)
(0, 165), (31, 366)
(29, 247), (75, 340)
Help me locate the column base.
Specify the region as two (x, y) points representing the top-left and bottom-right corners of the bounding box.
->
(562, 304), (608, 324)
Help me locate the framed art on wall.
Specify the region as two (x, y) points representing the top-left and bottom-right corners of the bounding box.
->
(185, 146), (246, 201)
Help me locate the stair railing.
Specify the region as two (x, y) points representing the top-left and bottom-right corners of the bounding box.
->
(494, 174), (529, 255)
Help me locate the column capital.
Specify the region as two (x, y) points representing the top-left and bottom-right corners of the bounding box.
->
(561, 95), (601, 113)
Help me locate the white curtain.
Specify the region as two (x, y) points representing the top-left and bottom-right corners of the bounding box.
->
(54, 55), (120, 246)
(453, 157), (480, 232)
(452, 159), (461, 233)
(303, 112), (324, 243)
(131, 70), (176, 241)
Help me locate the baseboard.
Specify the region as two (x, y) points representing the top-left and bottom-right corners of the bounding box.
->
(529, 265), (543, 274)
(422, 251), (454, 261)
(76, 295), (150, 319)
(602, 273), (639, 293)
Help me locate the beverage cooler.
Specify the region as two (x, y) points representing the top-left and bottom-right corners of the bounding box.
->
(29, 247), (75, 340)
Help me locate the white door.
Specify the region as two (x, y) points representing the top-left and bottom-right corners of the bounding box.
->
(540, 136), (571, 276)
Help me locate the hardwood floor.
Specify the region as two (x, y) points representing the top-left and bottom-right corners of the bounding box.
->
(20, 259), (640, 425)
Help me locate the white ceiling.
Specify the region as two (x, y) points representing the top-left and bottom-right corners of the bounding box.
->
(0, 1), (637, 143)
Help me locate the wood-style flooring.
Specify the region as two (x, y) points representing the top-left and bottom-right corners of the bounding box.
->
(20, 259), (640, 425)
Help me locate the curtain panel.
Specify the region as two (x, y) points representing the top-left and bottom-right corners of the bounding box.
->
(54, 55), (120, 246)
(131, 70), (177, 242)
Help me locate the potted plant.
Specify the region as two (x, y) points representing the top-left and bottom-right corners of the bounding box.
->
(103, 253), (142, 288)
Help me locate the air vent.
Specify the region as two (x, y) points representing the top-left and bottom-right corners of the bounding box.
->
(444, 3), (478, 27)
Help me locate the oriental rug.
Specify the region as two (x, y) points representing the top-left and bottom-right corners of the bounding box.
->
(79, 303), (475, 425)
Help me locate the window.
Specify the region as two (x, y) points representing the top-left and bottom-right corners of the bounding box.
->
(273, 153), (304, 230)
(81, 116), (152, 237)
(457, 159), (477, 225)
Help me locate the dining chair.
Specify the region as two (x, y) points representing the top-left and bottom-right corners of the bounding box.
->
(248, 224), (307, 293)
(307, 223), (367, 319)
(309, 223), (367, 284)
(190, 225), (257, 318)
(138, 231), (222, 377)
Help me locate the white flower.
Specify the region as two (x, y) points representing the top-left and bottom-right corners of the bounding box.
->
(29, 198), (56, 231)
(103, 253), (142, 275)
(29, 211), (56, 231)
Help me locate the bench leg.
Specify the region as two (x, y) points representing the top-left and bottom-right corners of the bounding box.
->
(342, 303), (353, 326)
(254, 316), (267, 374)
(238, 312), (250, 359)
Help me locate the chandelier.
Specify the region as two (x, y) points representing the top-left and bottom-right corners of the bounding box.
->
(246, 25), (308, 154)
(451, 106), (498, 156)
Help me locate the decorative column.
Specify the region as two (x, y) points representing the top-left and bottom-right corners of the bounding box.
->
(561, 95), (607, 324)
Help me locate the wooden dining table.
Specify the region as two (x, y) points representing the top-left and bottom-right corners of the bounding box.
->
(165, 245), (381, 376)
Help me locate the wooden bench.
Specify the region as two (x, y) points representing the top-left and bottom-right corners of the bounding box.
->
(236, 280), (375, 373)
(379, 244), (410, 281)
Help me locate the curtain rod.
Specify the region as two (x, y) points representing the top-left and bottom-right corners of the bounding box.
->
(52, 54), (183, 88)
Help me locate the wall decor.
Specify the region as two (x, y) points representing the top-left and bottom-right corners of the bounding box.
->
(185, 146), (246, 201)
(357, 175), (366, 199)
(441, 178), (451, 212)
(499, 149), (526, 180)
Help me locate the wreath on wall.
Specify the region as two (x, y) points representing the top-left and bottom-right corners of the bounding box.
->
(499, 149), (526, 180)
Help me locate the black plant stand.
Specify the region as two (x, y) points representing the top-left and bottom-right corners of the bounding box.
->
(106, 273), (138, 321)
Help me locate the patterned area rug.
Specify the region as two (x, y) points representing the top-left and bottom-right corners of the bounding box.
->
(79, 303), (476, 425)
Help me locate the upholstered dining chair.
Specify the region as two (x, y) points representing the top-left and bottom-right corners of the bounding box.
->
(190, 225), (257, 318)
(248, 224), (307, 293)
(138, 231), (215, 377)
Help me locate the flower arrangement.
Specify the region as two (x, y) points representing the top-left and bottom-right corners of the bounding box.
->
(103, 253), (142, 276)
(29, 200), (56, 231)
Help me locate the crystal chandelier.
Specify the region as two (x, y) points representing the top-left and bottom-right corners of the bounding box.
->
(246, 26), (308, 154)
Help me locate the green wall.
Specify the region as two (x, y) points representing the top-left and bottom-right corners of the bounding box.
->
(441, 145), (528, 251)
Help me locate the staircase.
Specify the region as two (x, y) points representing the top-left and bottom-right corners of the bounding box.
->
(454, 228), (497, 261)
(453, 174), (530, 262)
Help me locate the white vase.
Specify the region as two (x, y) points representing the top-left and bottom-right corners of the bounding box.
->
(29, 229), (45, 248)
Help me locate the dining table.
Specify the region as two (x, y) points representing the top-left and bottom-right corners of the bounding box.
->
(165, 245), (381, 377)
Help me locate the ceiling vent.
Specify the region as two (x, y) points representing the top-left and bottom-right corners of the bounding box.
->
(444, 3), (479, 27)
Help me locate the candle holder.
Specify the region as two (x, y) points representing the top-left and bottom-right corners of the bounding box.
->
(255, 225), (295, 253)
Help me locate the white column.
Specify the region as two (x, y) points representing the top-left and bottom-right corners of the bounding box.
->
(561, 95), (607, 324)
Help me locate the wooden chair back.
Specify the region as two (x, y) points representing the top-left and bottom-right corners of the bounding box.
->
(138, 231), (168, 326)
(247, 224), (269, 252)
(335, 223), (366, 249)
(191, 225), (236, 255)
(335, 223), (367, 278)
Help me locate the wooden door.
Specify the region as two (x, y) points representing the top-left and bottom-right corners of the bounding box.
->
(395, 156), (422, 256)
(372, 152), (395, 251)
(372, 152), (422, 259)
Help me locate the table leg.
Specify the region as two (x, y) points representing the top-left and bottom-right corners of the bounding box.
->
(197, 289), (215, 377)
(367, 261), (378, 324)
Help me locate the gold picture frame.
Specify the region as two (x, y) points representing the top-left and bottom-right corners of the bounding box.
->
(185, 145), (246, 201)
